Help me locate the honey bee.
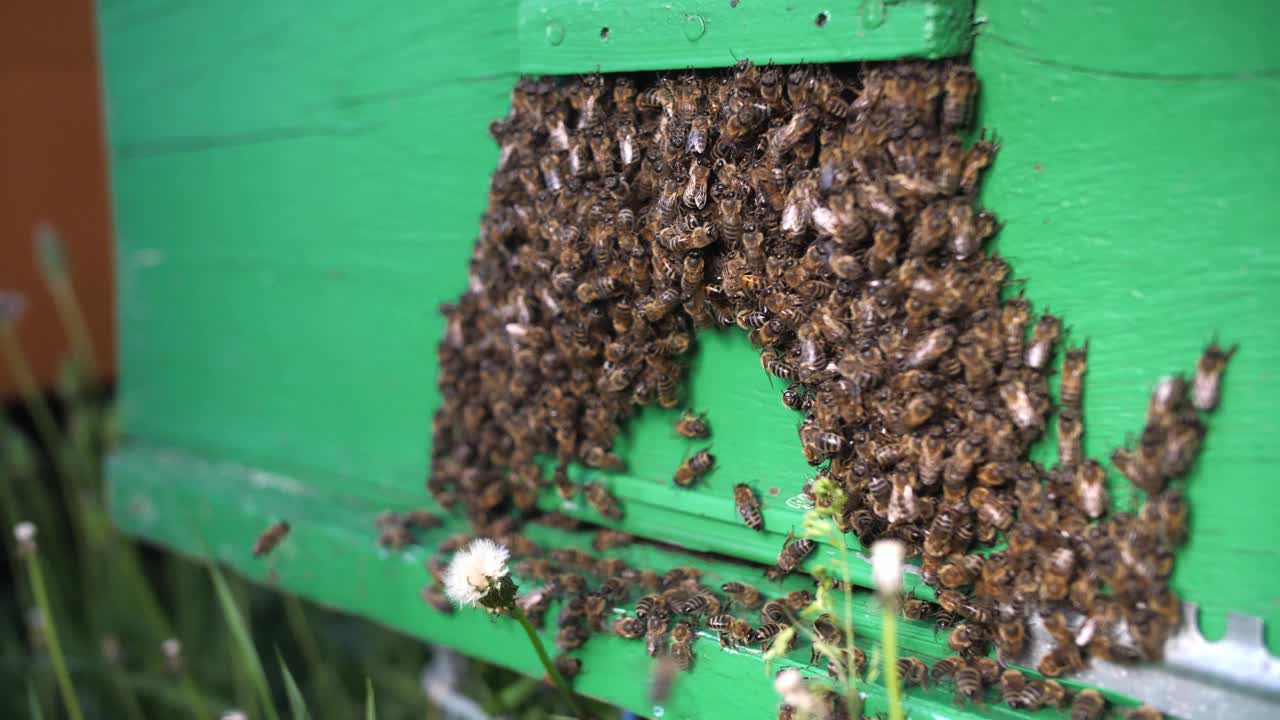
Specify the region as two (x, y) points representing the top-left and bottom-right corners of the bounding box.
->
(592, 529), (633, 552)
(584, 481), (624, 520)
(968, 487), (1013, 531)
(952, 662), (984, 705)
(253, 521), (290, 557)
(1057, 407), (1084, 470)
(1038, 643), (1084, 677)
(1192, 341), (1236, 411)
(1025, 313), (1061, 370)
(1071, 689), (1106, 720)
(929, 655), (966, 683)
(645, 616), (669, 657)
(947, 622), (989, 657)
(938, 554), (982, 588)
(761, 599), (788, 624)
(994, 617), (1025, 659)
(675, 410), (711, 438)
(1124, 705), (1164, 720)
(683, 162), (710, 209)
(903, 599), (935, 621)
(767, 531), (816, 581)
(673, 448), (715, 487)
(897, 657), (929, 688)
(734, 483), (765, 531)
(615, 616), (646, 639)
(1058, 341), (1088, 406)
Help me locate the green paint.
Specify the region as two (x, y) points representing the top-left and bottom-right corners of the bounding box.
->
(518, 1), (972, 74)
(98, 0), (1280, 713)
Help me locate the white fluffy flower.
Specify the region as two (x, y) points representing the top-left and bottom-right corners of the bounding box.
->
(14, 522), (35, 543)
(773, 669), (820, 714)
(444, 538), (511, 607)
(870, 538), (905, 597)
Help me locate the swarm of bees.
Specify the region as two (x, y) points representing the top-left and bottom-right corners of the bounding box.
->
(428, 57), (1232, 713)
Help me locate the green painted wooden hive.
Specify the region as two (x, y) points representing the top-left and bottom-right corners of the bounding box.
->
(99, 1), (1280, 718)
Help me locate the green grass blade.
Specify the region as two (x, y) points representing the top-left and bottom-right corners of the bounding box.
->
(209, 563), (281, 720)
(365, 678), (376, 720)
(276, 649), (312, 720)
(28, 679), (46, 720)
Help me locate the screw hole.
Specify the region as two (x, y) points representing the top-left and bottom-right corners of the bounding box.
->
(815, 12), (829, 27)
(600, 26), (609, 40)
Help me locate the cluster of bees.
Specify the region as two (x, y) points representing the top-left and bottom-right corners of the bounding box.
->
(427, 58), (1235, 716)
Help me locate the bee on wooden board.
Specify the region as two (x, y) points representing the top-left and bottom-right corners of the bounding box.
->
(673, 448), (715, 487)
(431, 64), (1232, 684)
(767, 531), (816, 581)
(674, 409), (711, 438)
(253, 521), (290, 557)
(734, 483), (765, 531)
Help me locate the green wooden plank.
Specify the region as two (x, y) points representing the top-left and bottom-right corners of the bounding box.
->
(972, 0), (1280, 650)
(98, 8), (1280, 712)
(517, 0), (974, 74)
(109, 441), (1117, 720)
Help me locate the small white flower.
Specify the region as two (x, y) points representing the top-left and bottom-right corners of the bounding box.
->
(443, 538), (511, 607)
(14, 521), (36, 544)
(220, 711), (248, 720)
(773, 669), (820, 714)
(870, 538), (905, 597)
(162, 638), (181, 659)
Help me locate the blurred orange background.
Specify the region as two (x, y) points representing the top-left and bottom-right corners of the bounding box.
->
(0, 0), (115, 394)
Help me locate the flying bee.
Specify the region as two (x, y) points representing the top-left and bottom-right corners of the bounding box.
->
(675, 410), (711, 438)
(734, 483), (765, 531)
(253, 521), (290, 557)
(1192, 341), (1236, 411)
(584, 481), (624, 520)
(674, 448), (715, 487)
(767, 531), (816, 581)
(1026, 312), (1061, 370)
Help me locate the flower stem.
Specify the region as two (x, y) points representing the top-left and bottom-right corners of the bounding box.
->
(510, 604), (584, 718)
(881, 605), (904, 720)
(23, 545), (84, 720)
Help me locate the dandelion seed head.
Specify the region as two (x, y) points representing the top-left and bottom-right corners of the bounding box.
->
(443, 538), (510, 607)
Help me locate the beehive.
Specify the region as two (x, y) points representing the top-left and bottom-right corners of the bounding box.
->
(100, 1), (1280, 717)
